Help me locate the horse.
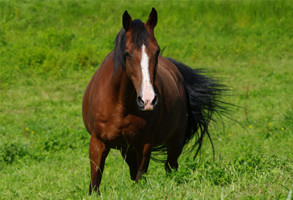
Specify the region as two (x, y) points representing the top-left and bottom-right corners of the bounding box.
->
(82, 8), (226, 194)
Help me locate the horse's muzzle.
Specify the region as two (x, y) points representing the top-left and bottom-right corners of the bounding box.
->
(137, 94), (158, 111)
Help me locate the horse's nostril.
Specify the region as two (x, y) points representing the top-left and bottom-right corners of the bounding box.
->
(152, 94), (158, 106)
(137, 96), (144, 107)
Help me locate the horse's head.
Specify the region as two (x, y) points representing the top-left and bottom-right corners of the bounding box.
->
(121, 8), (160, 112)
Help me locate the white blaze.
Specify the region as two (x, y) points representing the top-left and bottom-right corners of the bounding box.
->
(140, 45), (155, 106)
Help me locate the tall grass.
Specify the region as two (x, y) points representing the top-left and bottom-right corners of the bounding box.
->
(0, 0), (292, 199)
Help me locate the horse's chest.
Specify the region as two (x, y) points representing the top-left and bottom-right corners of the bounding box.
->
(94, 115), (148, 148)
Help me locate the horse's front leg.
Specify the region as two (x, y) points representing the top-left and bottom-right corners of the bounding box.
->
(89, 133), (109, 195)
(121, 150), (138, 181)
(135, 143), (152, 182)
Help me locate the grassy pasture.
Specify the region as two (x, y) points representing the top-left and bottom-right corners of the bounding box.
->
(0, 0), (293, 199)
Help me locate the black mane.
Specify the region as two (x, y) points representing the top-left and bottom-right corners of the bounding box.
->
(113, 19), (152, 71)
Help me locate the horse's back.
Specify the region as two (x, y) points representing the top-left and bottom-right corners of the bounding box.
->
(157, 56), (186, 106)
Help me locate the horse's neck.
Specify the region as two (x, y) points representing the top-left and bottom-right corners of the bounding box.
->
(111, 68), (136, 109)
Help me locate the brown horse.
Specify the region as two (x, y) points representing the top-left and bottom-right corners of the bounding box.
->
(82, 8), (225, 194)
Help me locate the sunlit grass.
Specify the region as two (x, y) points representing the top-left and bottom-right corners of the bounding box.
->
(0, 0), (293, 199)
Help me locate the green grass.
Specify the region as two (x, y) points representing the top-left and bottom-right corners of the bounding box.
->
(1, 0), (293, 199)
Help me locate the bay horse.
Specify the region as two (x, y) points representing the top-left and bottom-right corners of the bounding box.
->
(82, 8), (225, 194)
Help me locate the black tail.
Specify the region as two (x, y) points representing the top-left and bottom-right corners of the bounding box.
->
(151, 58), (229, 161)
(168, 58), (228, 159)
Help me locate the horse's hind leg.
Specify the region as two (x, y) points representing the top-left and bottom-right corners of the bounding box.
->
(121, 150), (138, 181)
(89, 133), (109, 195)
(165, 133), (184, 173)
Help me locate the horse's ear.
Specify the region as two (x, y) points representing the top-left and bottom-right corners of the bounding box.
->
(146, 8), (157, 30)
(123, 10), (132, 32)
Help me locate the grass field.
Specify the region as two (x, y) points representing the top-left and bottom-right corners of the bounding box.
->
(0, 0), (293, 199)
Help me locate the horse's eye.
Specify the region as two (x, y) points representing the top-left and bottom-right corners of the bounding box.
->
(124, 52), (131, 57)
(155, 49), (161, 57)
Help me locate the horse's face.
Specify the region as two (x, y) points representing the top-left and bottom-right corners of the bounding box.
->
(122, 8), (160, 112)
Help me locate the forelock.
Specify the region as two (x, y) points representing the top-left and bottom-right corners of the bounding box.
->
(131, 19), (151, 48)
